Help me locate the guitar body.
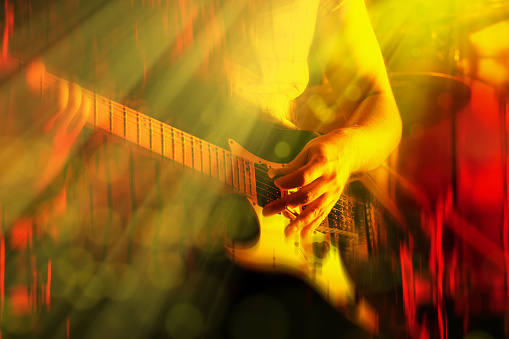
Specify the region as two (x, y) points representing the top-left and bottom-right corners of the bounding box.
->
(220, 130), (405, 334)
(226, 138), (355, 302)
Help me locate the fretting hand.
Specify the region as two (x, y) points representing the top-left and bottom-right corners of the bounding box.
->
(262, 128), (359, 239)
(0, 62), (90, 210)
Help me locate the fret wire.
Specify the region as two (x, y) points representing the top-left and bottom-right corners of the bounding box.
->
(230, 154), (235, 189)
(215, 147), (220, 182)
(242, 159), (247, 195)
(199, 140), (203, 174)
(234, 154), (239, 191)
(136, 112), (140, 145)
(109, 99), (113, 132)
(191, 137), (195, 171)
(242, 158), (246, 194)
(248, 163), (253, 197)
(231, 153), (236, 189)
(172, 128), (175, 161)
(227, 152), (231, 186)
(222, 150), (227, 184)
(235, 155), (241, 192)
(123, 106), (127, 139)
(208, 143), (212, 179)
(149, 118), (153, 151)
(182, 133), (185, 166)
(161, 123), (165, 157)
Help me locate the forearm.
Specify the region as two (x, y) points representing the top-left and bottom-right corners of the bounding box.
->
(339, 90), (402, 172)
(293, 86), (401, 173)
(304, 0), (401, 172)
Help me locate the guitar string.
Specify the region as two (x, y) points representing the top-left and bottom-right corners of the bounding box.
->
(86, 104), (287, 194)
(84, 129), (358, 235)
(87, 105), (359, 219)
(45, 72), (361, 205)
(66, 86), (359, 222)
(88, 109), (289, 203)
(20, 68), (364, 236)
(12, 65), (357, 231)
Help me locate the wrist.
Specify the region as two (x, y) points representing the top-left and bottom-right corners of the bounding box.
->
(329, 125), (372, 173)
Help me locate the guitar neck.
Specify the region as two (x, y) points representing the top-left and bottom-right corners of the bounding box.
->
(41, 72), (258, 200)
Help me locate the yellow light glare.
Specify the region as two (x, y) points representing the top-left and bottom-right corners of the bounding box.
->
(314, 106), (335, 124)
(306, 94), (326, 111)
(274, 141), (291, 158)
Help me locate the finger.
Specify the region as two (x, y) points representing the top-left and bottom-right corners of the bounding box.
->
(300, 200), (337, 238)
(274, 157), (323, 190)
(282, 177), (328, 208)
(262, 177), (326, 216)
(284, 195), (327, 237)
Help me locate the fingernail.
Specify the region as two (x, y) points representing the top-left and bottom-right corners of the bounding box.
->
(268, 169), (275, 178)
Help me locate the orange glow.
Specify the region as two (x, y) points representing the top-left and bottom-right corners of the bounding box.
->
(1, 0), (509, 338)
(9, 219), (31, 251)
(9, 286), (30, 316)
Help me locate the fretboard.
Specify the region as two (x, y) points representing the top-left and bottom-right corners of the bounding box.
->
(42, 73), (257, 199)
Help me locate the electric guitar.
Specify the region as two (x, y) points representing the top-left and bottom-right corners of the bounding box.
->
(6, 59), (407, 334)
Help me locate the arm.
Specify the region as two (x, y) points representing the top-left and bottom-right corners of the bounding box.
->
(262, 0), (402, 237)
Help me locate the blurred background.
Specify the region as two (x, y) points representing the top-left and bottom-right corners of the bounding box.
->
(1, 0), (509, 338)
(368, 0), (509, 337)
